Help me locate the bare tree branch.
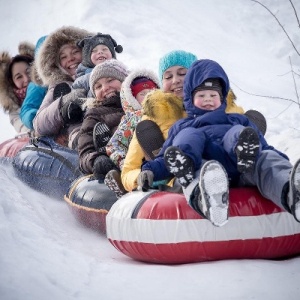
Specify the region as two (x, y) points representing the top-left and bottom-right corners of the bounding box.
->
(251, 0), (300, 56)
(289, 0), (300, 29)
(289, 56), (300, 107)
(231, 81), (299, 105)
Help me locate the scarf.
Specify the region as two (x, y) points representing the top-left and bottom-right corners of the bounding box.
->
(13, 87), (27, 104)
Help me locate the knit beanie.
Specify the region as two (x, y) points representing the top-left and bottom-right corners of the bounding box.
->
(89, 59), (129, 95)
(131, 77), (158, 97)
(158, 50), (197, 82)
(193, 78), (223, 100)
(77, 33), (123, 68)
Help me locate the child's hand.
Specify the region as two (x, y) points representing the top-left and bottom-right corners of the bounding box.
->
(137, 170), (154, 192)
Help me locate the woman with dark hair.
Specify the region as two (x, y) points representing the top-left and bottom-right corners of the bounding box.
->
(0, 42), (35, 134)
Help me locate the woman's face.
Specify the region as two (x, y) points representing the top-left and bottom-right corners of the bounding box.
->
(162, 66), (187, 99)
(59, 45), (82, 77)
(93, 77), (122, 101)
(11, 61), (31, 89)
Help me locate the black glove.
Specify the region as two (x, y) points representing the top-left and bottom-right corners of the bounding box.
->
(60, 100), (83, 124)
(137, 170), (154, 191)
(59, 89), (86, 124)
(92, 155), (116, 180)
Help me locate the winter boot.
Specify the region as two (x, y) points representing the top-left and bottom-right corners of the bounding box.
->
(164, 146), (194, 188)
(194, 160), (229, 227)
(136, 120), (165, 160)
(53, 82), (71, 100)
(235, 126), (260, 173)
(104, 169), (127, 199)
(245, 109), (267, 136)
(288, 158), (300, 222)
(93, 122), (111, 153)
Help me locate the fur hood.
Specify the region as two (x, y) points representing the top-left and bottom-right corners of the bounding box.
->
(120, 68), (160, 113)
(36, 26), (92, 86)
(142, 89), (186, 124)
(0, 41), (35, 113)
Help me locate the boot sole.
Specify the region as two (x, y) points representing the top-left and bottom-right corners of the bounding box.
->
(164, 146), (194, 188)
(199, 160), (229, 227)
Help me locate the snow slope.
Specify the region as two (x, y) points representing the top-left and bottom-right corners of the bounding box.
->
(0, 0), (300, 299)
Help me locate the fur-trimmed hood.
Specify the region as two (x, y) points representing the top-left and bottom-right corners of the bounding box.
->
(36, 26), (92, 86)
(0, 41), (35, 113)
(142, 89), (186, 124)
(120, 68), (160, 113)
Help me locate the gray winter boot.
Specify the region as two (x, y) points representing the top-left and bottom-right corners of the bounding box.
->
(288, 159), (300, 222)
(194, 160), (229, 227)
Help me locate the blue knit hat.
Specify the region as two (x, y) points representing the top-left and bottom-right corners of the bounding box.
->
(158, 50), (197, 82)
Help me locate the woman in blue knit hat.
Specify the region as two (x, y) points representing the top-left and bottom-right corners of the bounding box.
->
(159, 50), (197, 99)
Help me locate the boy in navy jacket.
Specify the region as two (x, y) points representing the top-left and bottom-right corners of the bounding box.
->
(138, 59), (300, 227)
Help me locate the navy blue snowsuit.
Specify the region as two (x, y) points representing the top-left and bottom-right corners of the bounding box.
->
(141, 59), (287, 185)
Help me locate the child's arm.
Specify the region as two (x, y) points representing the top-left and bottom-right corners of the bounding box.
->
(121, 131), (147, 192)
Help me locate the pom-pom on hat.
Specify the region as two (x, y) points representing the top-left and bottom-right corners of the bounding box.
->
(158, 50), (197, 82)
(89, 59), (129, 96)
(131, 77), (158, 98)
(193, 78), (223, 100)
(77, 33), (123, 68)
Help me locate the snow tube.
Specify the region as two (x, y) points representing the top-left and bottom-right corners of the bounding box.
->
(64, 174), (118, 234)
(106, 188), (300, 264)
(0, 135), (30, 158)
(12, 136), (82, 199)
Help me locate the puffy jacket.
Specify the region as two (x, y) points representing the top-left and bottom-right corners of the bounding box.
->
(142, 59), (288, 182)
(32, 26), (92, 144)
(77, 95), (124, 174)
(20, 82), (47, 129)
(106, 68), (160, 170)
(121, 90), (186, 192)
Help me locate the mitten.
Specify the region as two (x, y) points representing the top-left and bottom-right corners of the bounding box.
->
(137, 170), (154, 191)
(59, 89), (86, 124)
(60, 100), (83, 124)
(93, 122), (112, 153)
(92, 155), (116, 180)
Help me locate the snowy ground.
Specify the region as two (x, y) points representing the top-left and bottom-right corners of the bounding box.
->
(1, 0), (300, 299)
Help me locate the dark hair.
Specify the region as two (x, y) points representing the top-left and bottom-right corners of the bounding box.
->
(6, 55), (34, 87)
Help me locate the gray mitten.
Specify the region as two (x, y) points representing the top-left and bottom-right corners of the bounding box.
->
(137, 170), (154, 191)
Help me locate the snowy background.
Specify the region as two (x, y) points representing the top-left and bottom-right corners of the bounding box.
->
(1, 0), (300, 299)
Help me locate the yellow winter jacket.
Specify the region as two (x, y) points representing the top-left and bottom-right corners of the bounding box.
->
(121, 90), (186, 192)
(225, 89), (244, 114)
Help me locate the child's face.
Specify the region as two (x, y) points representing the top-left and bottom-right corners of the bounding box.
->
(11, 61), (31, 89)
(59, 45), (82, 77)
(91, 45), (113, 66)
(135, 89), (153, 104)
(162, 66), (187, 99)
(94, 77), (122, 101)
(193, 89), (222, 110)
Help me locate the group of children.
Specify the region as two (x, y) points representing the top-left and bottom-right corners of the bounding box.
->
(1, 26), (299, 228)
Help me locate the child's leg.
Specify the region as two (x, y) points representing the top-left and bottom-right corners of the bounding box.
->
(240, 150), (300, 220)
(223, 125), (260, 173)
(164, 128), (206, 187)
(185, 161), (229, 227)
(288, 159), (300, 222)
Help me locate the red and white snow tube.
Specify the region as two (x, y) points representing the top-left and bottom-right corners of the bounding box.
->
(0, 135), (29, 157)
(106, 187), (300, 264)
